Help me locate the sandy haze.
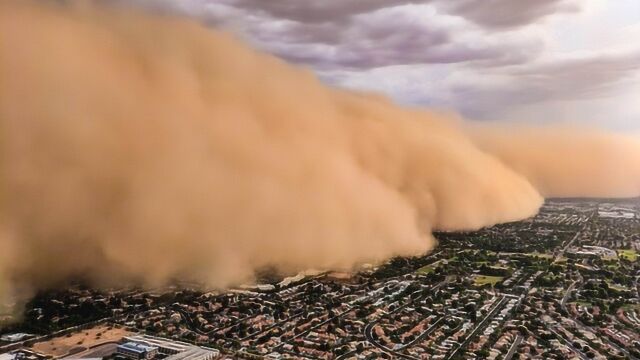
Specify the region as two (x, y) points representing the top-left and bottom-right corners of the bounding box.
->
(0, 2), (639, 305)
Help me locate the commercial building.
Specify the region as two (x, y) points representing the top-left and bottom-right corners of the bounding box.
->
(119, 335), (219, 360)
(116, 342), (158, 360)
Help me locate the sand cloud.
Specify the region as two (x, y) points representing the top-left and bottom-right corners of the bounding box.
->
(0, 2), (639, 304)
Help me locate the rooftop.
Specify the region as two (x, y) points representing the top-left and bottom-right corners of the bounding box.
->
(118, 342), (158, 354)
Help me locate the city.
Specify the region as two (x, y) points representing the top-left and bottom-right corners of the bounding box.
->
(3, 1), (640, 360)
(1, 199), (639, 359)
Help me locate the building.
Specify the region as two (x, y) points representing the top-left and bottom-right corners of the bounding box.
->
(165, 347), (218, 360)
(120, 335), (219, 360)
(0, 350), (49, 360)
(0, 333), (34, 343)
(116, 342), (158, 360)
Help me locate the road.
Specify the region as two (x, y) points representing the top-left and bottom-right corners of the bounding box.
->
(561, 280), (578, 308)
(503, 335), (522, 360)
(546, 326), (590, 360)
(363, 320), (417, 360)
(446, 295), (508, 360)
(571, 316), (637, 360)
(363, 280), (449, 360)
(556, 273), (638, 360)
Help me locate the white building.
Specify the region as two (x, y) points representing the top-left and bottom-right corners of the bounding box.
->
(121, 335), (219, 360)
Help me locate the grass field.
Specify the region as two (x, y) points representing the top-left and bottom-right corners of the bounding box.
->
(553, 256), (568, 264)
(606, 281), (630, 292)
(606, 263), (620, 270)
(571, 301), (593, 307)
(473, 275), (504, 286)
(609, 284), (629, 292)
(417, 259), (446, 274)
(618, 249), (638, 262)
(416, 265), (436, 274)
(529, 252), (554, 259)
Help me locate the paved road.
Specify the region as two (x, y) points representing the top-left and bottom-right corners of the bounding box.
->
(446, 295), (508, 360)
(363, 280), (448, 360)
(559, 276), (638, 360)
(571, 317), (638, 360)
(363, 320), (417, 360)
(561, 280), (578, 308)
(546, 326), (590, 360)
(503, 335), (522, 360)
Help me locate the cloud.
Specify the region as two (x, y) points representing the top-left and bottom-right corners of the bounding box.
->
(514, 50), (640, 99)
(118, 0), (553, 70)
(2, 1), (640, 308)
(24, 1), (640, 130)
(440, 0), (580, 28)
(319, 46), (640, 123)
(260, 5), (520, 70)
(230, 0), (411, 23)
(448, 49), (640, 119)
(1, 0), (542, 299)
(183, 0), (578, 29)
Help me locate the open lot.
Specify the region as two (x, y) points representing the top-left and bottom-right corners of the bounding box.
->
(31, 325), (131, 357)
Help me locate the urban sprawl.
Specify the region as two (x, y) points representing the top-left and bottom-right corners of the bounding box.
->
(1, 199), (639, 359)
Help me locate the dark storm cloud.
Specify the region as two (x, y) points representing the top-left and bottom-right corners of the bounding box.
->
(257, 8), (518, 70)
(229, 0), (420, 23)
(441, 0), (579, 28)
(119, 0), (563, 70)
(224, 0), (574, 28)
(237, 4), (547, 70)
(106, 0), (639, 123)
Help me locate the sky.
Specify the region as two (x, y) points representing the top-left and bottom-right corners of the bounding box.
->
(128, 0), (640, 130)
